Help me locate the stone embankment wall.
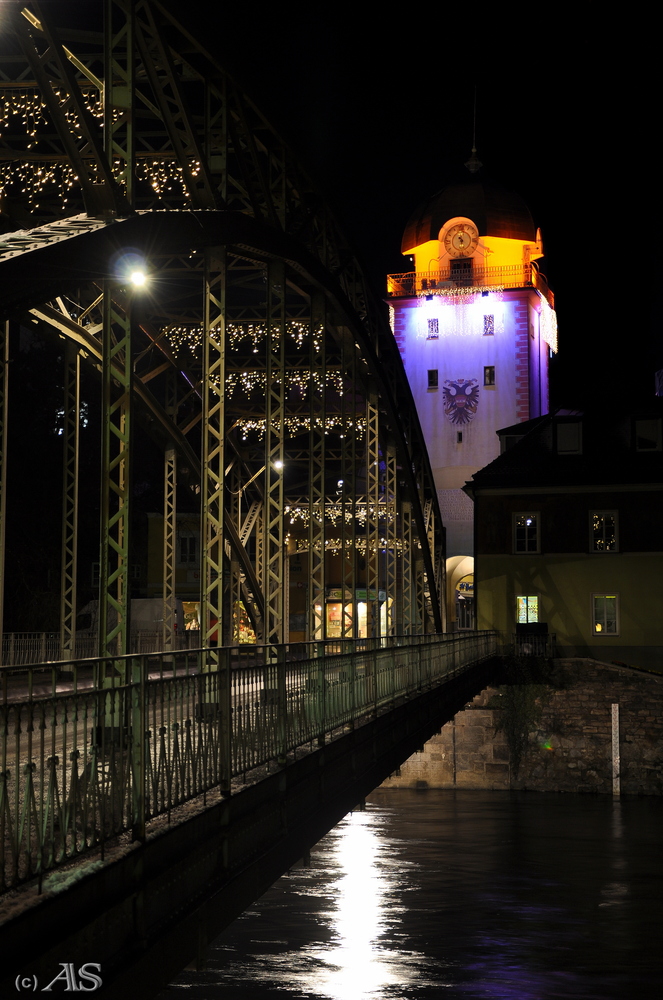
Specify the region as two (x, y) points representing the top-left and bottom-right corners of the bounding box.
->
(381, 659), (663, 795)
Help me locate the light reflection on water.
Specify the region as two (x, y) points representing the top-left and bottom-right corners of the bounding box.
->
(156, 790), (662, 1000)
(305, 812), (435, 999)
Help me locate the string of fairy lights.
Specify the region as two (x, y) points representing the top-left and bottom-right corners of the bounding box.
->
(415, 295), (506, 340)
(0, 89), (202, 205)
(236, 415), (366, 442)
(293, 537), (405, 555)
(284, 501), (396, 527)
(539, 293), (558, 353)
(0, 156), (199, 207)
(225, 369), (345, 398)
(164, 321), (324, 356)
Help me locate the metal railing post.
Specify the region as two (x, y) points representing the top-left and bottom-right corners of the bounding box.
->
(218, 646), (231, 795)
(131, 653), (145, 842)
(277, 645), (287, 766)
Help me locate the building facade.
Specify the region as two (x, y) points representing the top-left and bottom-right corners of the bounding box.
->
(465, 407), (663, 671)
(387, 167), (557, 627)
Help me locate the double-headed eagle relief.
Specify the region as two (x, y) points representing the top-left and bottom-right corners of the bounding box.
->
(443, 378), (480, 424)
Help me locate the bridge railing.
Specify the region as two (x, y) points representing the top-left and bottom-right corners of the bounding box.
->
(0, 630), (207, 665)
(0, 632), (498, 892)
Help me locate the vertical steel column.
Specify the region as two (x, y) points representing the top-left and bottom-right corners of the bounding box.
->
(365, 392), (380, 637)
(341, 345), (357, 639)
(99, 285), (132, 657)
(400, 501), (414, 634)
(59, 342), (80, 659)
(200, 249), (226, 653)
(385, 447), (397, 636)
(104, 0), (135, 207)
(254, 501), (264, 595)
(426, 502), (439, 633)
(162, 371), (177, 650)
(264, 259), (286, 646)
(162, 446), (176, 651)
(308, 297), (325, 641)
(227, 464), (242, 643)
(0, 323), (9, 645)
(415, 556), (427, 635)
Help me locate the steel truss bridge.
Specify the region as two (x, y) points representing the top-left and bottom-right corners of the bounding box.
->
(0, 0), (445, 663)
(0, 3), (462, 993)
(0, 633), (500, 997)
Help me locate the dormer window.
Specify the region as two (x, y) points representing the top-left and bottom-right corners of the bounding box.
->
(635, 419), (662, 451)
(556, 421), (582, 454)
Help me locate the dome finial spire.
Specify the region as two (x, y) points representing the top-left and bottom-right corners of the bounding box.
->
(465, 87), (482, 174)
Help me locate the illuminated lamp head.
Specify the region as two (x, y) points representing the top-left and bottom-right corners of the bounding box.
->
(110, 249), (150, 289)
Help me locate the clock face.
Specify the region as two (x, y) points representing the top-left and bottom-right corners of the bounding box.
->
(444, 222), (479, 258)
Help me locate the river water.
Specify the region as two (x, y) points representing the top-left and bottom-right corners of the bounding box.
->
(156, 789), (662, 1000)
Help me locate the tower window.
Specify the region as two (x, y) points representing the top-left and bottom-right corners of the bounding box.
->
(427, 318), (439, 339)
(450, 258), (472, 286)
(457, 431), (463, 443)
(427, 369), (438, 390)
(483, 314), (494, 336)
(484, 366), (495, 386)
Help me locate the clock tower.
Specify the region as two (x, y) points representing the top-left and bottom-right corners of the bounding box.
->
(387, 162), (557, 628)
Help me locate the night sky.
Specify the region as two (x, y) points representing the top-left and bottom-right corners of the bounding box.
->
(38, 3), (658, 405)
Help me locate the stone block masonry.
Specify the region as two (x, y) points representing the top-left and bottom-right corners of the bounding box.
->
(381, 659), (663, 795)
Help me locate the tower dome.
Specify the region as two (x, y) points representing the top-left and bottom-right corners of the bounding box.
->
(401, 173), (536, 253)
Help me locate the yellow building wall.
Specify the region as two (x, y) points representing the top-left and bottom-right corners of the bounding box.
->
(404, 233), (543, 275)
(477, 552), (663, 652)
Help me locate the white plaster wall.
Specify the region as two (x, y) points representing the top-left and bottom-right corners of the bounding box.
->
(400, 291), (526, 483)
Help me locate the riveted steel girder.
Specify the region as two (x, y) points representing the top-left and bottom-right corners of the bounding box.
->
(99, 284), (133, 656)
(0, 324), (9, 644)
(308, 294), (326, 641)
(59, 342), (80, 659)
(105, 0), (135, 207)
(200, 249), (227, 651)
(386, 447), (397, 636)
(264, 259), (286, 646)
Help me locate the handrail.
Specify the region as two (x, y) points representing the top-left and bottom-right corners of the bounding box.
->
(387, 264), (553, 307)
(0, 632), (498, 891)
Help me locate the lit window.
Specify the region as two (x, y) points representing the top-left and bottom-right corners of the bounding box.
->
(516, 595), (539, 623)
(591, 511), (618, 552)
(484, 365), (495, 386)
(427, 369), (438, 390)
(593, 594), (618, 635)
(483, 314), (494, 336)
(514, 512), (539, 553)
(427, 318), (439, 339)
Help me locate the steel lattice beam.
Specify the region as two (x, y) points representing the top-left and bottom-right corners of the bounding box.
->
(99, 283), (133, 657)
(200, 249), (226, 650)
(59, 342), (80, 659)
(308, 295), (326, 641)
(0, 324), (9, 645)
(264, 259), (286, 646)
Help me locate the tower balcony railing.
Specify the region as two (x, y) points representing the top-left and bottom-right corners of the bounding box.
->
(387, 263), (553, 306)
